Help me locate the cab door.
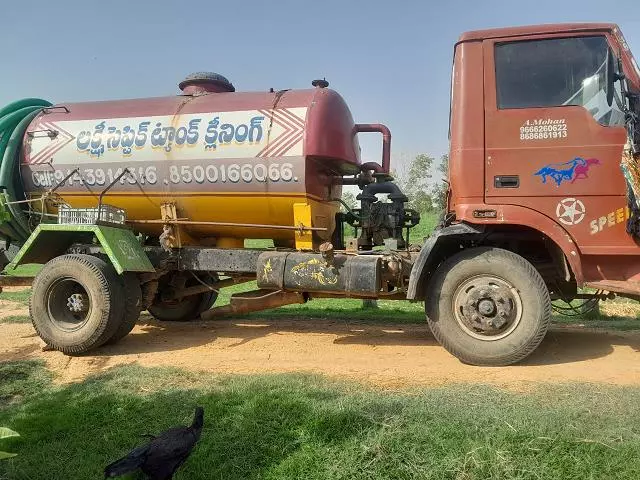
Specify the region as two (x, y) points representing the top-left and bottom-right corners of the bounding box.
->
(483, 33), (633, 255)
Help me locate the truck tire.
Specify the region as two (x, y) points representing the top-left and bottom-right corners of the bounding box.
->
(425, 247), (551, 366)
(106, 273), (143, 344)
(148, 274), (218, 322)
(30, 254), (125, 354)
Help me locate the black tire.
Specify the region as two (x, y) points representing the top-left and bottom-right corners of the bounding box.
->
(148, 274), (218, 322)
(425, 247), (551, 366)
(106, 273), (143, 344)
(30, 254), (125, 354)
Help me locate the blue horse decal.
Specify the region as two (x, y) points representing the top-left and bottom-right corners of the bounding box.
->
(534, 157), (597, 186)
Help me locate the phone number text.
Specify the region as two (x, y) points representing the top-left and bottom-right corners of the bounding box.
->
(31, 162), (298, 188)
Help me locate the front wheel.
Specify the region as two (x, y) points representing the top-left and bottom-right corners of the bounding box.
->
(425, 247), (551, 366)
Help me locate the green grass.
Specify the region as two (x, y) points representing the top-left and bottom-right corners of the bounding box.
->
(1, 361), (640, 479)
(3, 264), (40, 277)
(0, 315), (30, 325)
(409, 211), (440, 243)
(0, 289), (30, 307)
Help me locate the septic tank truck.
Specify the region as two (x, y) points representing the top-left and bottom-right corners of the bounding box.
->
(1, 22), (640, 366)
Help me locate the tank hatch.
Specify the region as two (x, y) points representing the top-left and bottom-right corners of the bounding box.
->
(179, 72), (235, 95)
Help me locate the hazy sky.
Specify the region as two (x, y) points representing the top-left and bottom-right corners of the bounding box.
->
(2, 0), (639, 171)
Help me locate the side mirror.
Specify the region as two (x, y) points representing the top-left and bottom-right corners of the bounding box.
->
(606, 51), (616, 107)
(606, 51), (626, 107)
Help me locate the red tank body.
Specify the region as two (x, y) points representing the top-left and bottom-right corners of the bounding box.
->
(21, 79), (362, 244)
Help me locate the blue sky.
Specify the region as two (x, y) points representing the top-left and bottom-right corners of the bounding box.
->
(2, 0), (639, 171)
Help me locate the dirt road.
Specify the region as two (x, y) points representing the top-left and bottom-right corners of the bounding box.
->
(2, 295), (639, 388)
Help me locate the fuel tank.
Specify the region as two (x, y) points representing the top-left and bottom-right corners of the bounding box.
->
(21, 73), (361, 245)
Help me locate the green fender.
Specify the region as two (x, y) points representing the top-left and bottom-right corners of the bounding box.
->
(9, 224), (155, 274)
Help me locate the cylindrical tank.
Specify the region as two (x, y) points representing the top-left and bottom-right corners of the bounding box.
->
(20, 73), (362, 245)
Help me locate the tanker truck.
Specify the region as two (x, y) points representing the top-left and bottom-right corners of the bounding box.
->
(2, 22), (640, 366)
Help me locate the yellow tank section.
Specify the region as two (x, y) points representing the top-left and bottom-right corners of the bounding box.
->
(38, 191), (338, 248)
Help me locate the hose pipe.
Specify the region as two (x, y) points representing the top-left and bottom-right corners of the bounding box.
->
(0, 98), (52, 244)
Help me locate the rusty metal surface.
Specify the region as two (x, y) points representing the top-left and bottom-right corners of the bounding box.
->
(257, 251), (381, 297)
(310, 291), (407, 301)
(177, 247), (265, 273)
(128, 219), (327, 232)
(585, 280), (640, 296)
(201, 289), (306, 318)
(353, 123), (391, 173)
(167, 276), (253, 300)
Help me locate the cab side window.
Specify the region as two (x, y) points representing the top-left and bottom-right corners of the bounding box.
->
(495, 36), (625, 127)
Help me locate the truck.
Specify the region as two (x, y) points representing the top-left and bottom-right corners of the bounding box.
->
(1, 22), (639, 366)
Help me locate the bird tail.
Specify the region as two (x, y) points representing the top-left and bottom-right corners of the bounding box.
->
(104, 444), (149, 477)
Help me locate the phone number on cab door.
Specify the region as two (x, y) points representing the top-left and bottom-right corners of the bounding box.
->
(520, 124), (568, 141)
(31, 162), (298, 188)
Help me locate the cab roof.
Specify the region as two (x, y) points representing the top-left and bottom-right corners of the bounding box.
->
(459, 23), (618, 42)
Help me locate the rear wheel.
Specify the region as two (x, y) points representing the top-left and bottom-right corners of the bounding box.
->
(425, 247), (551, 366)
(148, 273), (218, 322)
(106, 273), (143, 343)
(30, 254), (125, 354)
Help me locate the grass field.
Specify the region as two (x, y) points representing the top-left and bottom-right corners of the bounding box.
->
(1, 361), (640, 480)
(2, 212), (640, 479)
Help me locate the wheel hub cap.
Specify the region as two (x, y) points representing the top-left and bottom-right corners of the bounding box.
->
(454, 275), (523, 341)
(67, 293), (89, 313)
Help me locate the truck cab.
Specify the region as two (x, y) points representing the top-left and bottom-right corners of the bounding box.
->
(446, 23), (640, 295)
(407, 24), (640, 365)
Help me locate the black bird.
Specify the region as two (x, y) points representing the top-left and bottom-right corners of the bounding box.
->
(104, 406), (204, 480)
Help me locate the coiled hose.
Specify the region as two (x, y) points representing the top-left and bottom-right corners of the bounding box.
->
(0, 98), (52, 244)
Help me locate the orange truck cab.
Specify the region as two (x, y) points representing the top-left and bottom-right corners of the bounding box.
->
(406, 23), (640, 365)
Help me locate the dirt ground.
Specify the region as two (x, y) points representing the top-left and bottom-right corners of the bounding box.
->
(1, 294), (640, 389)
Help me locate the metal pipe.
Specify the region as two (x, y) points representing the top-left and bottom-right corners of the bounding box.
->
(354, 123), (391, 174)
(166, 275), (254, 300)
(201, 289), (307, 318)
(4, 168), (80, 206)
(126, 219), (327, 232)
(98, 168), (130, 219)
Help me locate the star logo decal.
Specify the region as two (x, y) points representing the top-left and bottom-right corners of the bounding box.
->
(556, 197), (586, 226)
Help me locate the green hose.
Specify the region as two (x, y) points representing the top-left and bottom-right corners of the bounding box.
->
(0, 99), (52, 244)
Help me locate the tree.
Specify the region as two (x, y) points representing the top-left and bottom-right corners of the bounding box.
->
(431, 154), (449, 213)
(340, 191), (357, 212)
(394, 153), (434, 213)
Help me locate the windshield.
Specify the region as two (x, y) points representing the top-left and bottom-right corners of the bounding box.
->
(561, 51), (625, 127)
(495, 35), (625, 126)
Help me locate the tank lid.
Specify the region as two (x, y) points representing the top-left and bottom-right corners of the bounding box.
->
(179, 72), (235, 94)
(312, 78), (329, 88)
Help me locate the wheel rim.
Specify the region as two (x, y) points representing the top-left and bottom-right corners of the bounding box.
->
(46, 277), (92, 332)
(452, 275), (523, 341)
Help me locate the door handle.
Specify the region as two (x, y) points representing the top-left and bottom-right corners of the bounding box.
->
(494, 175), (519, 188)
